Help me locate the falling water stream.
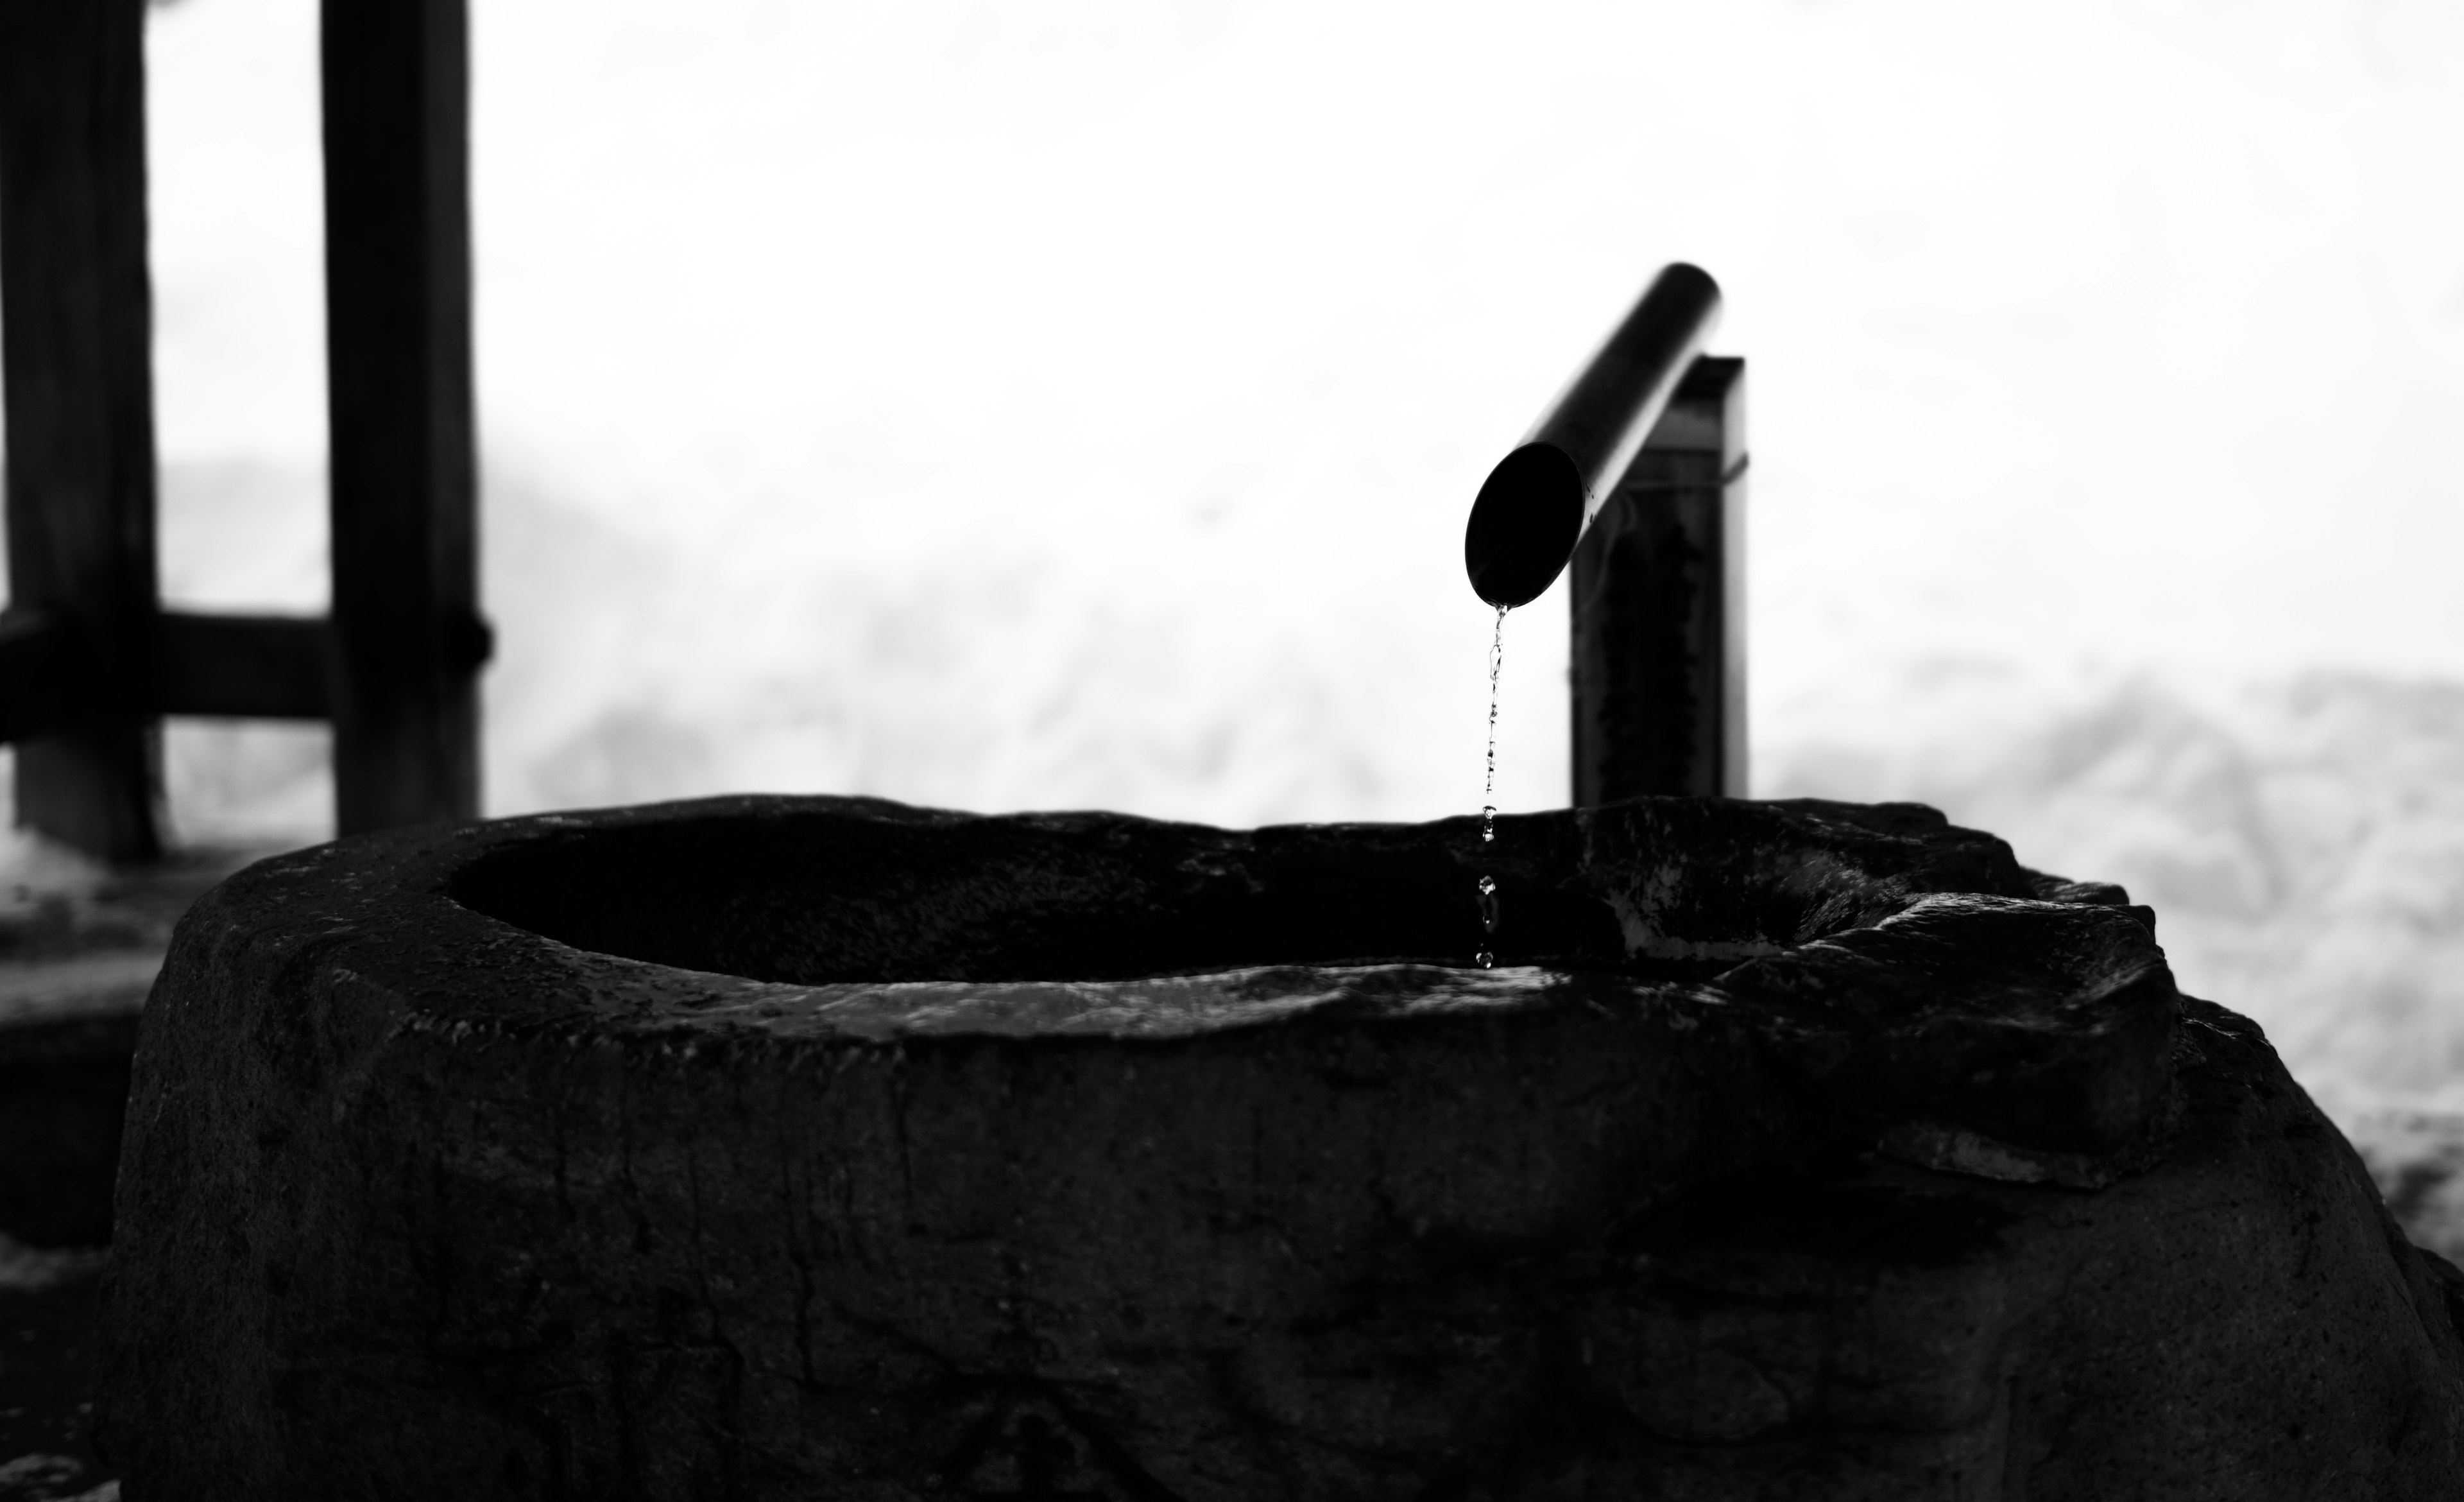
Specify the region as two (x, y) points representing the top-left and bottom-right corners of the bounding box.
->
(1476, 604), (1507, 967)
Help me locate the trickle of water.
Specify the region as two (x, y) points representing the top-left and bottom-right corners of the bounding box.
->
(1480, 605), (1505, 847)
(1476, 605), (1507, 967)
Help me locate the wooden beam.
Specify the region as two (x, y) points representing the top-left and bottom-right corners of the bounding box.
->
(321, 0), (486, 834)
(1, 610), (332, 734)
(154, 612), (333, 720)
(1568, 356), (1747, 804)
(0, 0), (164, 861)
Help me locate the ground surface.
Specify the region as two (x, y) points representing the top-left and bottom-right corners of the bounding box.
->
(0, 1242), (114, 1501)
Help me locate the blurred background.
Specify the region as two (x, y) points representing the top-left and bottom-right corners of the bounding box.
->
(5, 0), (2463, 1230)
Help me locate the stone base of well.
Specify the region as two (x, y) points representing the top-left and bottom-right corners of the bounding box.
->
(94, 795), (2464, 1498)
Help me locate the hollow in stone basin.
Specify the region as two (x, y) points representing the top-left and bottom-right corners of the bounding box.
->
(94, 795), (2464, 1498)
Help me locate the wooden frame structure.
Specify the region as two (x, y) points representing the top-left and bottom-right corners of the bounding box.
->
(0, 0), (486, 863)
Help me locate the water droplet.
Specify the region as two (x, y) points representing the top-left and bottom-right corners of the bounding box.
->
(1476, 949), (1495, 969)
(1477, 875), (1496, 895)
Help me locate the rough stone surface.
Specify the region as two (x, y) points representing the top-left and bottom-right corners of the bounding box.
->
(93, 794), (2464, 1498)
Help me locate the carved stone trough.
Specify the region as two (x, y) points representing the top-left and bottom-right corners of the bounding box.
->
(95, 795), (2464, 1498)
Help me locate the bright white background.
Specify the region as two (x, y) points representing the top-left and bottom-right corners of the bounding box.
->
(12, 0), (2464, 1146)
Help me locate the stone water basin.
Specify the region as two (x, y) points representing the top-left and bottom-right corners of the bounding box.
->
(94, 794), (2464, 1498)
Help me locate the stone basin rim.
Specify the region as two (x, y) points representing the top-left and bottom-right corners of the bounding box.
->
(175, 793), (2173, 1084)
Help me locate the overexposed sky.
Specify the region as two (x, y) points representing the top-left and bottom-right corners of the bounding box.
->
(129, 0), (2464, 825)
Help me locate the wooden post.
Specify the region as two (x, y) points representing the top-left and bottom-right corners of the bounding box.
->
(0, 0), (164, 861)
(320, 0), (486, 834)
(1569, 356), (1746, 804)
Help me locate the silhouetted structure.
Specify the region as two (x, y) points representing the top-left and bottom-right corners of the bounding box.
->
(1462, 264), (1747, 800)
(0, 0), (487, 862)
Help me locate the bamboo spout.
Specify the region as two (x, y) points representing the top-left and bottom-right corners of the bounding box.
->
(1462, 263), (1723, 607)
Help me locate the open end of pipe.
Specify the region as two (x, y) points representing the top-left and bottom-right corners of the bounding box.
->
(1464, 443), (1586, 608)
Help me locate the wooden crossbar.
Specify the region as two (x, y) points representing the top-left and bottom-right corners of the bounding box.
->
(0, 609), (330, 731)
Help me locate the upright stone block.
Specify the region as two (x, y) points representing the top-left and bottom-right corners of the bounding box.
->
(96, 795), (2464, 1498)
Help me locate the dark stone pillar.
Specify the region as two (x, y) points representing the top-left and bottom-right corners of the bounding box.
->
(1571, 356), (1747, 803)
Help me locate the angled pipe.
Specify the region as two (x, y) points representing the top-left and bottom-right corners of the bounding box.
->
(1462, 263), (1724, 607)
